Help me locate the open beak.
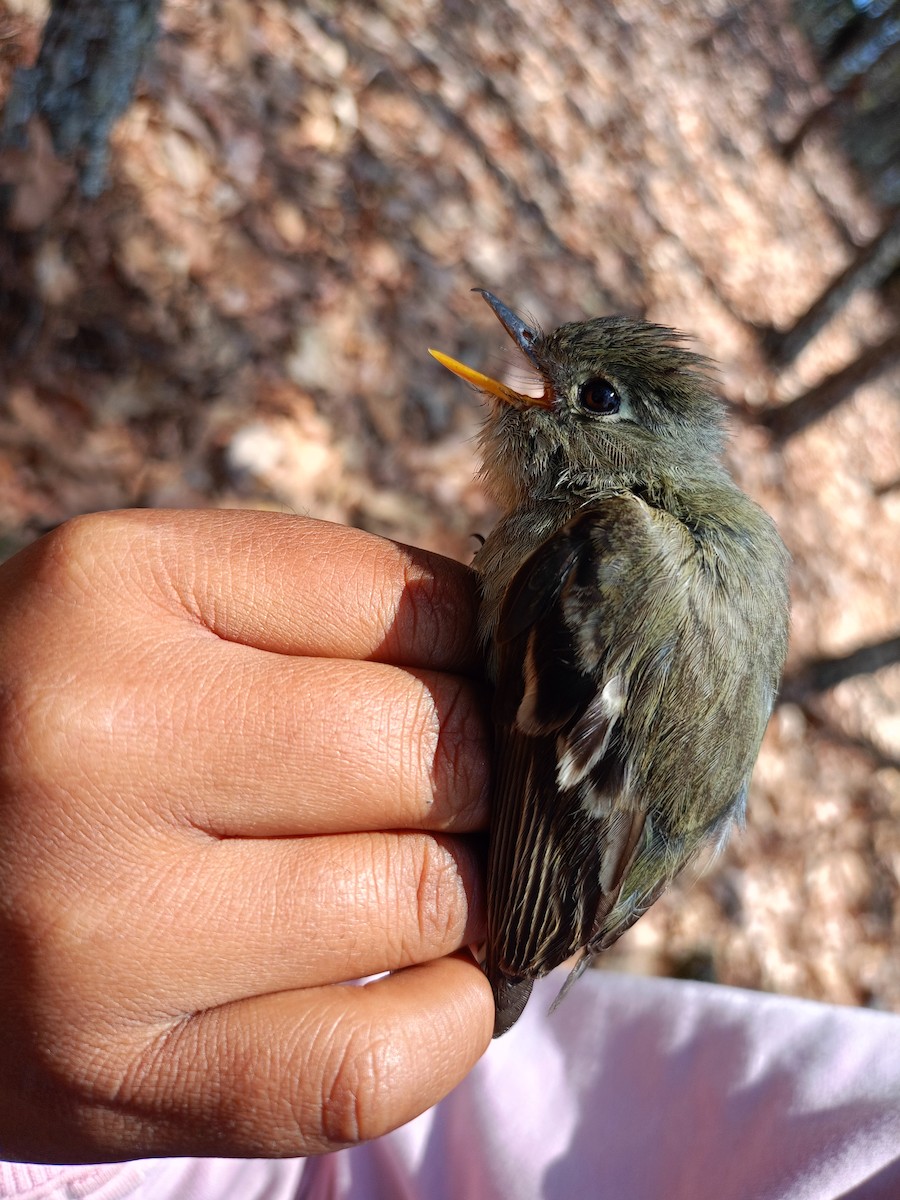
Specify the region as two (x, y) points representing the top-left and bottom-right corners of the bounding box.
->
(429, 289), (552, 409)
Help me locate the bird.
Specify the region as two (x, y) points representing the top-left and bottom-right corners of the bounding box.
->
(429, 290), (790, 1037)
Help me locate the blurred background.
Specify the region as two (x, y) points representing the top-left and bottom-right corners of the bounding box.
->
(1, 0), (898, 1008)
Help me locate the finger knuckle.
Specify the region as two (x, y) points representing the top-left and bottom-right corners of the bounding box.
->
(431, 679), (489, 828)
(317, 1022), (401, 1146)
(397, 559), (464, 661)
(410, 835), (466, 952)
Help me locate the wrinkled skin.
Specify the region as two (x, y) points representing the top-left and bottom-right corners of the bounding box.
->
(0, 510), (494, 1162)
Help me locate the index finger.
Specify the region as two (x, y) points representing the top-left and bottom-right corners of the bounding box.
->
(83, 509), (482, 672)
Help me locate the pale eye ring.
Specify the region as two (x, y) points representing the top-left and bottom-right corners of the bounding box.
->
(578, 377), (621, 415)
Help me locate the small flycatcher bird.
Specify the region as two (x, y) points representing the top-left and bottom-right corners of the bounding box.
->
(430, 290), (790, 1037)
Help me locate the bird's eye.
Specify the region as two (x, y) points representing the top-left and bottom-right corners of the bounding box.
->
(578, 377), (620, 415)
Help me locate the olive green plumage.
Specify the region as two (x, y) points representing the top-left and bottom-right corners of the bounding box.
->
(432, 292), (790, 1037)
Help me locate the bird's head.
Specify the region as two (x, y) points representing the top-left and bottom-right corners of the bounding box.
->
(430, 290), (727, 510)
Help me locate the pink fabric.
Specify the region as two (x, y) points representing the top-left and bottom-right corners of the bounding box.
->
(4, 972), (900, 1199)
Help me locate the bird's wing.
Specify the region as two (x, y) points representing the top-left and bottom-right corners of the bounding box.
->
(485, 501), (664, 1026)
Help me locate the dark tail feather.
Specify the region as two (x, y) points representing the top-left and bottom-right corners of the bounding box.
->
(549, 953), (590, 1013)
(491, 972), (534, 1038)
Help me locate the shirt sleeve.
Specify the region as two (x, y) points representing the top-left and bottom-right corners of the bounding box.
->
(330, 971), (900, 1200)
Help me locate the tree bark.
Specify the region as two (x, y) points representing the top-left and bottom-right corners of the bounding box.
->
(758, 329), (900, 440)
(782, 635), (900, 701)
(761, 212), (900, 368)
(0, 0), (161, 198)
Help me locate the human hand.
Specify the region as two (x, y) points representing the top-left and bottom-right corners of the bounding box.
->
(0, 510), (493, 1162)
